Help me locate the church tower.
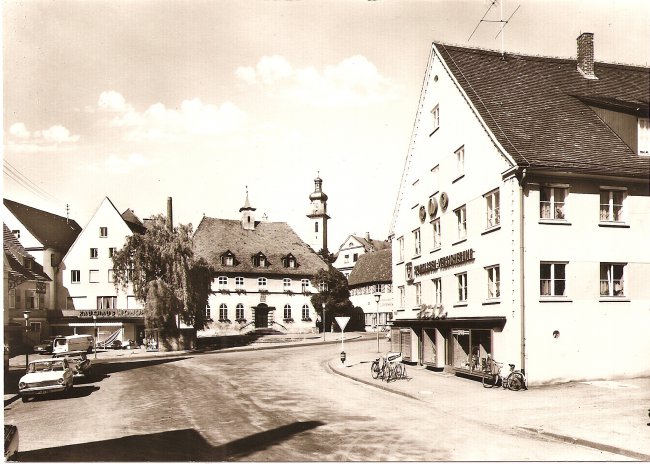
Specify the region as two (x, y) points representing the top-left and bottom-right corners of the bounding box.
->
(240, 188), (256, 231)
(306, 174), (330, 253)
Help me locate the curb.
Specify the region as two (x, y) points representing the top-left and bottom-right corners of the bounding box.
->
(328, 360), (649, 461)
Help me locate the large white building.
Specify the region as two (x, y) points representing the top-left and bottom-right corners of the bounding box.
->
(332, 233), (390, 279)
(389, 34), (650, 385)
(193, 188), (330, 336)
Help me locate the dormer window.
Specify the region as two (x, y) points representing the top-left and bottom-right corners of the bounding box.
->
(252, 253), (268, 268)
(282, 254), (297, 268)
(24, 258), (32, 270)
(220, 251), (236, 267)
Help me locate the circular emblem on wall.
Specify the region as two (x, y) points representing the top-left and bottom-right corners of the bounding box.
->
(428, 197), (438, 218)
(419, 206), (426, 222)
(440, 192), (449, 212)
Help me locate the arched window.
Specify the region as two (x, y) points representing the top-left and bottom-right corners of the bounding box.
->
(236, 303), (244, 320)
(301, 304), (310, 321)
(283, 304), (292, 320)
(219, 303), (228, 321)
(205, 303), (211, 319)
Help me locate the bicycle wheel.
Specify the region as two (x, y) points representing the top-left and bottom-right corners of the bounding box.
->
(508, 373), (525, 391)
(394, 364), (403, 380)
(371, 361), (380, 379)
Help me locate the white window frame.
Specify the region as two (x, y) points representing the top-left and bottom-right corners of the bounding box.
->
(235, 276), (245, 289)
(540, 185), (568, 220)
(99, 227), (108, 238)
(485, 189), (500, 229)
(431, 104), (439, 133)
(413, 228), (421, 256)
(432, 218), (441, 250)
(414, 282), (422, 307)
(283, 278), (292, 290)
(283, 304), (292, 320)
(399, 286), (405, 309)
(89, 270), (99, 283)
(540, 262), (567, 297)
(599, 188), (626, 223)
(638, 117), (649, 155)
(457, 272), (468, 303)
(398, 236), (404, 262)
(204, 303), (211, 319)
(236, 303), (245, 320)
(486, 265), (500, 300)
(301, 304), (310, 320)
(109, 247), (116, 258)
(455, 145), (465, 178)
(218, 276), (228, 289)
(90, 248), (98, 259)
(219, 303), (228, 321)
(108, 269), (115, 283)
(258, 277), (267, 290)
(71, 270), (81, 283)
(455, 205), (467, 241)
(600, 262), (626, 297)
(432, 278), (442, 305)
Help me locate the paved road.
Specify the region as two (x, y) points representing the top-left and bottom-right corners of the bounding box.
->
(4, 340), (627, 461)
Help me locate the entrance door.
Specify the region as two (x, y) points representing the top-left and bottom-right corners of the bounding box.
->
(255, 306), (269, 328)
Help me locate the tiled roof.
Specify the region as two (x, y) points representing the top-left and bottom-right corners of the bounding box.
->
(3, 223), (51, 282)
(352, 235), (390, 252)
(121, 209), (147, 234)
(193, 217), (329, 276)
(347, 248), (392, 287)
(434, 43), (650, 178)
(3, 199), (82, 252)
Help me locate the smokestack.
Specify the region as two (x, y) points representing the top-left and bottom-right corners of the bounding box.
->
(577, 32), (596, 79)
(167, 197), (173, 232)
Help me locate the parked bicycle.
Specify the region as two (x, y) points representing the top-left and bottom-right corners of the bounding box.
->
(482, 357), (527, 391)
(371, 352), (407, 382)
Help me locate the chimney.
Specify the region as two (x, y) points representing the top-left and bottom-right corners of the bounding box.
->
(577, 32), (596, 79)
(167, 197), (173, 232)
(365, 232), (370, 241)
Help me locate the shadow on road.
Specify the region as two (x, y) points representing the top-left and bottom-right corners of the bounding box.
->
(17, 421), (325, 461)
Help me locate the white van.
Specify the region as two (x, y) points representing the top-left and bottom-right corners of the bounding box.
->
(53, 335), (94, 354)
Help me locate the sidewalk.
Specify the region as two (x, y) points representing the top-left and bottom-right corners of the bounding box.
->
(328, 344), (650, 461)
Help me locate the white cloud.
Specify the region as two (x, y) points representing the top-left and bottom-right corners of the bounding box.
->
(98, 90), (132, 112)
(235, 55), (397, 107)
(98, 92), (247, 141)
(9, 123), (30, 139)
(4, 122), (80, 152)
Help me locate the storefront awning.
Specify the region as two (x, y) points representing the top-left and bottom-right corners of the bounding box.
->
(391, 316), (506, 330)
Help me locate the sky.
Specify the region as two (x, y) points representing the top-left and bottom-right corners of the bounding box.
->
(3, 0), (650, 251)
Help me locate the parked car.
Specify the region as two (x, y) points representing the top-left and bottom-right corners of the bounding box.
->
(18, 358), (74, 402)
(54, 351), (92, 378)
(33, 335), (62, 354)
(4, 425), (19, 461)
(52, 334), (94, 354)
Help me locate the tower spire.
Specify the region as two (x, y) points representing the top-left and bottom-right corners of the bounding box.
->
(307, 173), (330, 254)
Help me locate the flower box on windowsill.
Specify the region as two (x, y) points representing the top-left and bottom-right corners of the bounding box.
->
(234, 289), (247, 295)
(235, 318), (247, 323)
(284, 290), (294, 295)
(301, 318), (312, 322)
(283, 318), (294, 323)
(302, 290), (312, 296)
(259, 289), (269, 294)
(217, 289), (231, 295)
(218, 318), (231, 323)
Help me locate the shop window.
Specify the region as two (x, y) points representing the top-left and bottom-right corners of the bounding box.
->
(599, 189), (625, 223)
(540, 186), (567, 220)
(600, 263), (625, 297)
(485, 189), (500, 228)
(540, 262), (566, 297)
(452, 329), (492, 371)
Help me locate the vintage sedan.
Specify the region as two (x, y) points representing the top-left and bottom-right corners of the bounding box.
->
(33, 335), (62, 354)
(4, 424), (19, 461)
(18, 358), (73, 402)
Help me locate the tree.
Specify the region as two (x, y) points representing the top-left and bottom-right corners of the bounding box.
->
(112, 215), (212, 332)
(310, 266), (355, 332)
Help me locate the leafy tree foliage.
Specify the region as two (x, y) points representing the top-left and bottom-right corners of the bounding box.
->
(112, 215), (212, 331)
(310, 266), (359, 331)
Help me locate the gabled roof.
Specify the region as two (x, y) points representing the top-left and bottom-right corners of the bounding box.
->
(193, 217), (329, 276)
(347, 248), (392, 287)
(3, 223), (51, 282)
(121, 208), (147, 234)
(351, 235), (390, 253)
(3, 199), (82, 252)
(434, 43), (650, 178)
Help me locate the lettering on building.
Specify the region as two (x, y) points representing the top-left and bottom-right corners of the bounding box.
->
(414, 249), (475, 277)
(79, 309), (145, 318)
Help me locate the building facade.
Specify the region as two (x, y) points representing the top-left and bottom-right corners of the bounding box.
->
(389, 34), (650, 385)
(347, 248), (393, 330)
(332, 233), (390, 279)
(59, 197), (147, 346)
(193, 191), (330, 336)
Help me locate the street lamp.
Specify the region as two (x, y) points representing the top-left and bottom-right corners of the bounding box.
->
(319, 281), (328, 342)
(23, 311), (30, 369)
(374, 292), (381, 353)
(92, 315), (97, 359)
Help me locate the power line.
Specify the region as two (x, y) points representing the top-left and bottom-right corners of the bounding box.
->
(3, 160), (64, 206)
